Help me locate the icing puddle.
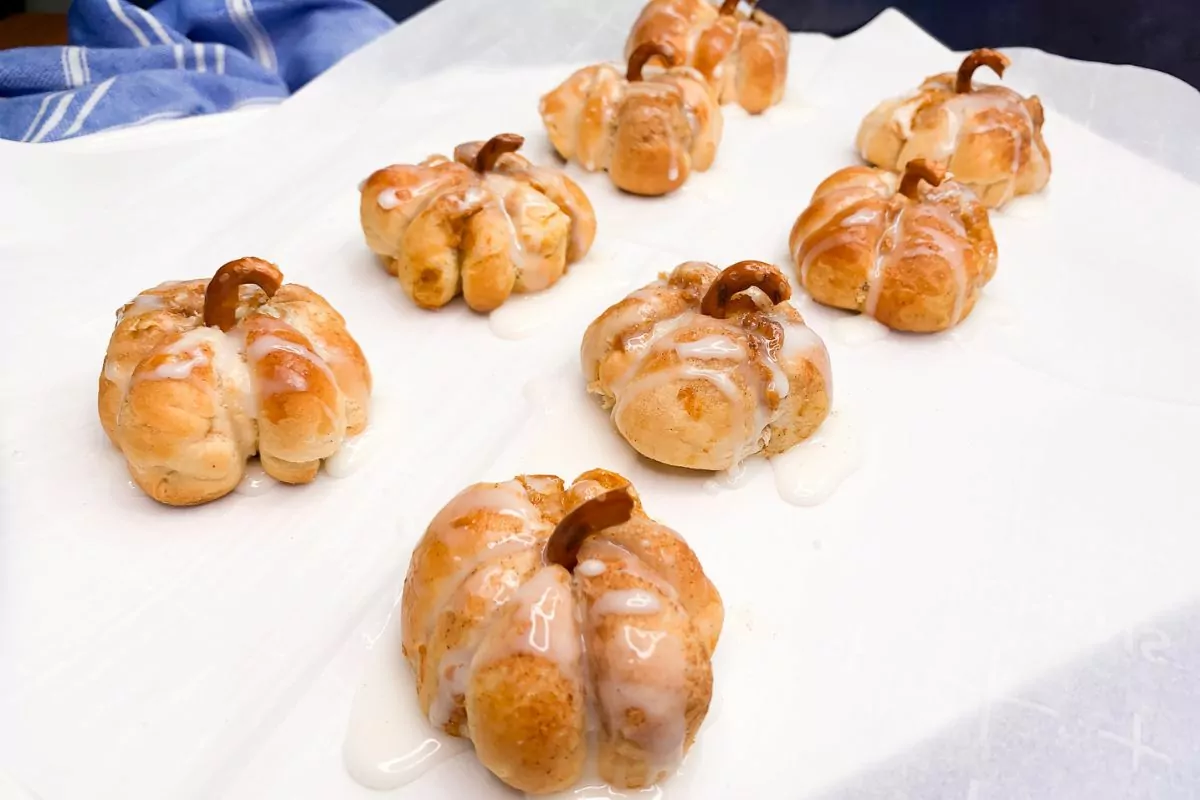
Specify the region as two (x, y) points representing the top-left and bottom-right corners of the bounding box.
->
(325, 394), (398, 479)
(768, 409), (864, 506)
(342, 605), (469, 790)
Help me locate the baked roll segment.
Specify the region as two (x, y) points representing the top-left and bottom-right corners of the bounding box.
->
(582, 260), (831, 471)
(540, 43), (723, 197)
(856, 48), (1051, 208)
(400, 472), (723, 795)
(97, 257), (371, 505)
(360, 134), (597, 311)
(624, 0), (789, 114)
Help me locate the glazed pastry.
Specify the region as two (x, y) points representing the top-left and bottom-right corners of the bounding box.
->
(625, 0), (788, 114)
(789, 160), (998, 332)
(360, 133), (597, 312)
(582, 260), (830, 471)
(98, 257), (371, 506)
(540, 42), (723, 196)
(401, 470), (723, 794)
(856, 48), (1050, 208)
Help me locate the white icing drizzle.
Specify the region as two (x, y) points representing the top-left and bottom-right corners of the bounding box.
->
(577, 559), (607, 577)
(482, 173), (530, 278)
(409, 483), (549, 734)
(592, 589), (662, 616)
(449, 569), (580, 737)
(130, 327), (253, 419)
(865, 207), (905, 318)
(510, 566), (577, 660)
(140, 337), (209, 382)
(593, 622), (688, 780)
(245, 334), (339, 399)
(417, 481), (546, 643)
(377, 188), (401, 209)
(614, 344), (762, 467)
(102, 359), (123, 382)
(123, 292), (165, 318)
(673, 335), (744, 360)
(841, 207), (883, 228)
(889, 203), (971, 324)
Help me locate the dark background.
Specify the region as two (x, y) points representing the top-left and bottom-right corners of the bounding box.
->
(374, 0), (1200, 90)
(2, 0), (1197, 89)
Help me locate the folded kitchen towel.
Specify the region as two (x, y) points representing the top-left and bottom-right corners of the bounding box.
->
(0, 0), (394, 143)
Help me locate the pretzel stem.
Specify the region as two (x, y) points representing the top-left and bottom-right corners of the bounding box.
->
(543, 489), (635, 572)
(627, 42), (678, 82)
(700, 260), (791, 319)
(955, 48), (1011, 94)
(898, 159), (946, 199)
(203, 257), (284, 332)
(719, 0), (758, 15)
(474, 133), (525, 172)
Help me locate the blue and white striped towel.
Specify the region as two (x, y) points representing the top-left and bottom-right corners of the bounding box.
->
(0, 0), (393, 143)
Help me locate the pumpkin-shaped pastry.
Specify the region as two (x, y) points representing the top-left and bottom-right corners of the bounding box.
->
(789, 160), (998, 333)
(540, 42), (723, 196)
(98, 258), (371, 506)
(625, 0), (788, 114)
(360, 133), (597, 312)
(582, 260), (831, 471)
(856, 48), (1050, 208)
(401, 470), (723, 794)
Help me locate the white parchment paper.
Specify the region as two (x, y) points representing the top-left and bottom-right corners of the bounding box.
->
(1, 6), (1199, 800)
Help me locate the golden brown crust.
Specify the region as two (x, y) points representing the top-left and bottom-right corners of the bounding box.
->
(789, 164), (999, 332)
(539, 58), (723, 197)
(624, 0), (788, 114)
(581, 261), (832, 471)
(359, 136), (597, 311)
(856, 48), (1051, 208)
(97, 262), (371, 506)
(400, 471), (723, 794)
